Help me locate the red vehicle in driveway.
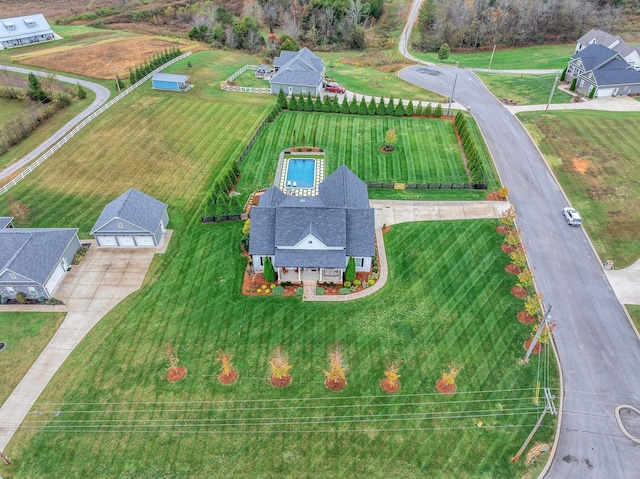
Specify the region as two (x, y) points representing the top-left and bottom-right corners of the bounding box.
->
(324, 82), (345, 93)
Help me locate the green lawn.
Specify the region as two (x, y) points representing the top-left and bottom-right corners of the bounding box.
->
(0, 313), (66, 407)
(476, 73), (573, 105)
(2, 221), (556, 479)
(0, 49), (556, 478)
(409, 43), (574, 70)
(236, 111), (474, 205)
(627, 305), (640, 333)
(0, 98), (31, 124)
(518, 110), (640, 267)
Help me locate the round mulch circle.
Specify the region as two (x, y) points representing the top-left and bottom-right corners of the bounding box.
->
(381, 378), (400, 393)
(270, 375), (292, 388)
(501, 244), (516, 254)
(379, 146), (394, 154)
(436, 379), (456, 394)
(325, 378), (347, 392)
(219, 370), (239, 385)
(167, 366), (187, 382)
(517, 311), (537, 324)
(496, 225), (510, 234)
(524, 339), (544, 354)
(0, 341), (6, 351)
(511, 286), (529, 298)
(382, 225), (392, 234)
(505, 263), (521, 274)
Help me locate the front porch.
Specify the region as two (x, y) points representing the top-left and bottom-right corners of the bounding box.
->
(277, 267), (343, 283)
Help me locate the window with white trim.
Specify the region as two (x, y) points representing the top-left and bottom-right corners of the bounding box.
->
(579, 79), (584, 87)
(7, 287), (16, 295)
(28, 287), (37, 295)
(355, 257), (365, 268)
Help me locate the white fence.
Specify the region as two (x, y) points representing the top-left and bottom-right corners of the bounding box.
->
(0, 51), (193, 196)
(221, 65), (272, 94)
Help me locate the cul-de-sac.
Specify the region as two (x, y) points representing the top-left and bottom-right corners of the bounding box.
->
(0, 1), (639, 477)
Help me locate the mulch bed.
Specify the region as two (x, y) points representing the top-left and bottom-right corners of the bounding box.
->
(219, 370), (238, 385)
(379, 146), (394, 154)
(501, 244), (516, 254)
(382, 225), (392, 234)
(486, 191), (507, 201)
(511, 286), (529, 298)
(517, 311), (537, 324)
(381, 378), (400, 393)
(325, 378), (346, 392)
(505, 264), (521, 275)
(523, 339), (544, 354)
(496, 225), (510, 234)
(435, 379), (456, 394)
(270, 375), (291, 388)
(167, 366), (187, 382)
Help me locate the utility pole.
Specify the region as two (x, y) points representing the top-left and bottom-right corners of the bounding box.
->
(488, 45), (496, 71)
(524, 305), (553, 363)
(108, 56), (120, 94)
(447, 74), (458, 116)
(0, 449), (12, 465)
(545, 75), (560, 112)
(512, 388), (557, 462)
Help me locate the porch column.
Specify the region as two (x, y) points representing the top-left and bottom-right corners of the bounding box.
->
(319, 269), (323, 282)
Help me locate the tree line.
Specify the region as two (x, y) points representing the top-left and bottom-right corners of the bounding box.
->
(415, 0), (628, 52)
(128, 47), (183, 86)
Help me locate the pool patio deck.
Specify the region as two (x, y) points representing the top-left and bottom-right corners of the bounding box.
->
(275, 152), (325, 196)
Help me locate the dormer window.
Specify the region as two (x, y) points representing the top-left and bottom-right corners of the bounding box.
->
(24, 19), (36, 27)
(3, 21), (15, 30)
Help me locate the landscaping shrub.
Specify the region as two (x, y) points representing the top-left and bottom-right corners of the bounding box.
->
(339, 288), (351, 295)
(345, 256), (356, 281)
(264, 256), (276, 282)
(406, 101), (414, 116)
(368, 279), (375, 286)
(277, 88), (287, 109)
(434, 103), (443, 117)
(76, 83), (87, 100)
(0, 296), (7, 304)
(15, 292), (27, 304)
(560, 67), (567, 82)
(353, 280), (361, 286)
(376, 98), (386, 116)
(416, 103), (423, 116)
(395, 101), (405, 117)
(315, 287), (325, 295)
(425, 103), (432, 116)
(569, 78), (577, 91)
(295, 288), (304, 296)
(385, 95), (395, 115)
(130, 47), (182, 84)
(368, 97), (377, 115)
(344, 281), (352, 288)
(272, 285), (284, 295)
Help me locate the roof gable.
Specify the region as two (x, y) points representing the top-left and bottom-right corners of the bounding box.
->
(577, 29), (621, 49)
(270, 48), (325, 87)
(318, 164), (369, 208)
(91, 188), (167, 235)
(571, 43), (622, 71)
(0, 217), (13, 228)
(591, 57), (640, 86)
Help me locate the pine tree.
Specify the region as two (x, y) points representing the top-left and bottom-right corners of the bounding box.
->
(314, 95), (323, 111)
(395, 101), (405, 117)
(129, 68), (136, 85)
(416, 102), (423, 116)
(76, 82), (87, 99)
(349, 96), (359, 114)
(332, 96), (341, 113)
(304, 93), (313, 111)
(560, 67), (567, 81)
(358, 98), (368, 115)
(376, 98), (386, 116)
(288, 95), (298, 111)
(425, 103), (433, 116)
(569, 78), (577, 91)
(345, 256), (356, 282)
(323, 95), (333, 112)
(386, 96), (395, 115)
(264, 256), (276, 282)
(406, 101), (414, 116)
(434, 103), (442, 117)
(368, 97), (377, 115)
(277, 88), (287, 109)
(340, 97), (350, 114)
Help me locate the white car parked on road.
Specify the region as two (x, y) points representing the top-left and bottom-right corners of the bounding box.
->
(562, 207), (582, 226)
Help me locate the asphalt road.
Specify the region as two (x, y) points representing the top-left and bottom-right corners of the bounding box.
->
(398, 64), (640, 477)
(0, 65), (111, 181)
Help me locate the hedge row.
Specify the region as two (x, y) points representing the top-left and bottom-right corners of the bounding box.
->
(204, 162), (244, 217)
(454, 111), (486, 184)
(129, 47), (183, 85)
(277, 88), (443, 118)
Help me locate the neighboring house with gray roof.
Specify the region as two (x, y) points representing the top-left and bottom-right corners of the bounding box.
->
(0, 227), (80, 300)
(91, 188), (169, 247)
(0, 14), (57, 49)
(566, 43), (640, 97)
(249, 165), (375, 283)
(269, 47), (325, 97)
(574, 29), (640, 68)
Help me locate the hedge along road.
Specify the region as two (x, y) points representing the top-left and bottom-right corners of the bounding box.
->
(0, 65), (111, 181)
(397, 63), (640, 477)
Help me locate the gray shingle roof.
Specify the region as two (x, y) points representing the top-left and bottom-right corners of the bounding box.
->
(571, 43), (620, 71)
(577, 29), (620, 49)
(591, 57), (640, 86)
(0, 228), (78, 283)
(249, 166), (375, 264)
(90, 188), (167, 235)
(0, 217), (13, 228)
(0, 14), (53, 42)
(270, 48), (325, 88)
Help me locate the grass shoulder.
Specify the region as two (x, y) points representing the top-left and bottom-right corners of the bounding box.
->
(627, 305), (640, 333)
(476, 73), (573, 105)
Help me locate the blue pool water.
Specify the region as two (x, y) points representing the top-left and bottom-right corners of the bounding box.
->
(285, 159), (315, 188)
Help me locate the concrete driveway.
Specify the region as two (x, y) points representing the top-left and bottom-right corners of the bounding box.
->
(606, 259), (640, 305)
(0, 232), (171, 452)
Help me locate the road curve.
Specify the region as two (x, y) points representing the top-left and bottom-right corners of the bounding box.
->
(399, 64), (640, 478)
(0, 65), (111, 181)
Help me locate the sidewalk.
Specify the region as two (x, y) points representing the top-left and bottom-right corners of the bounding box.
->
(605, 258), (640, 305)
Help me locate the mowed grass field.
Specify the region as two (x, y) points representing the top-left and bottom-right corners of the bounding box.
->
(409, 43), (573, 70)
(519, 110), (640, 267)
(3, 221), (556, 478)
(476, 73), (573, 105)
(236, 111), (472, 203)
(0, 313), (66, 406)
(0, 50), (555, 478)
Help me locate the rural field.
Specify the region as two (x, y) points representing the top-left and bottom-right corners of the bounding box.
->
(518, 110), (640, 268)
(0, 48), (557, 478)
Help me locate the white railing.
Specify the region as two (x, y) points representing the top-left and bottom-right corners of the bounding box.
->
(221, 84), (272, 94)
(225, 65), (259, 83)
(0, 51), (193, 196)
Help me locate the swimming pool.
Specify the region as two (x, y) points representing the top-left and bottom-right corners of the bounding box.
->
(285, 159), (316, 188)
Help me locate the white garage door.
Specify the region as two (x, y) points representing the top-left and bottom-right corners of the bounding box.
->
(134, 235), (155, 246)
(45, 262), (66, 296)
(116, 235), (136, 246)
(97, 235), (118, 247)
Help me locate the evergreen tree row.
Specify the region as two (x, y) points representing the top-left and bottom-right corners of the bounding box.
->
(277, 89), (443, 118)
(454, 111), (486, 184)
(129, 47), (183, 86)
(204, 163), (243, 218)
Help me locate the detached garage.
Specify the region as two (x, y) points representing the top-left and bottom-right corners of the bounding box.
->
(151, 73), (192, 92)
(91, 189), (169, 248)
